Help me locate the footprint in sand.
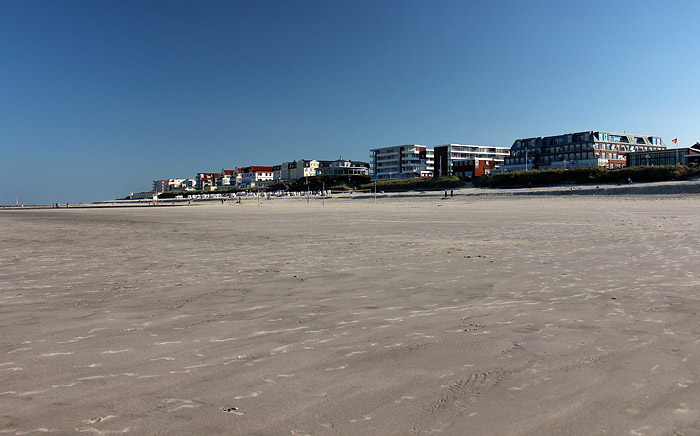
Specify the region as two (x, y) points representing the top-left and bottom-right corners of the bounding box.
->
(162, 398), (201, 412)
(234, 391), (262, 400)
(394, 396), (414, 404)
(83, 415), (117, 424)
(220, 407), (244, 416)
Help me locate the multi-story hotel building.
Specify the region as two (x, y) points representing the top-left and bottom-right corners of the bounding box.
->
(369, 145), (433, 180)
(500, 131), (666, 172)
(433, 144), (509, 177)
(153, 179), (168, 193)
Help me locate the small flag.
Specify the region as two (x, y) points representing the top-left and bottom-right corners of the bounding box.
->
(672, 138), (678, 144)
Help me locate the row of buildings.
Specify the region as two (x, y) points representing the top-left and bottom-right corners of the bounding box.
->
(368, 131), (700, 180)
(154, 158), (370, 193)
(153, 131), (700, 193)
(369, 144), (511, 180)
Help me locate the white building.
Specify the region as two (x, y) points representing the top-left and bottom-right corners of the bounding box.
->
(316, 158), (370, 176)
(195, 172), (221, 190)
(369, 145), (433, 180)
(433, 144), (510, 177)
(211, 169), (237, 189)
(153, 178), (195, 193)
(238, 166), (275, 188)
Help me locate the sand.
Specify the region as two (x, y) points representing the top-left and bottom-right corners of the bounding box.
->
(2, 191), (700, 435)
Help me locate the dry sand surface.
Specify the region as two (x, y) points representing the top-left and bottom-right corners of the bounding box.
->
(2, 193), (700, 435)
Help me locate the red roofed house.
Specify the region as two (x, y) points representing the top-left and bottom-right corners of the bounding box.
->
(194, 169), (238, 190)
(238, 166), (275, 188)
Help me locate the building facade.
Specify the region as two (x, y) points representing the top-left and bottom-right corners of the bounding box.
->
(272, 165), (282, 182)
(153, 178), (195, 193)
(369, 145), (433, 180)
(316, 158), (369, 176)
(195, 172), (222, 190)
(194, 171), (236, 191)
(689, 143), (700, 166)
(433, 144), (509, 177)
(451, 159), (498, 178)
(153, 179), (169, 193)
(238, 166), (275, 188)
(627, 143), (700, 167)
(217, 169), (236, 187)
(501, 131), (666, 172)
(276, 160), (320, 182)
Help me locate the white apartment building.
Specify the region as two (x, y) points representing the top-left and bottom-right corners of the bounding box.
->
(433, 144), (510, 177)
(426, 149), (434, 176)
(153, 178), (195, 193)
(369, 145), (433, 180)
(195, 172), (222, 190)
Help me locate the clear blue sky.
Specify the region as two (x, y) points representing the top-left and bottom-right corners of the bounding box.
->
(1, 0), (698, 204)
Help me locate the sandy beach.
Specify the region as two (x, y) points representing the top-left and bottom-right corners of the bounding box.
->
(2, 190), (700, 435)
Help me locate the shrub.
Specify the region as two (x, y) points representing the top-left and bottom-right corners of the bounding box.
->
(472, 165), (700, 188)
(357, 176), (464, 192)
(288, 175), (371, 192)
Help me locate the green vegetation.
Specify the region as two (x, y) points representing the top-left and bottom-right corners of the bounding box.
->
(473, 165), (700, 188)
(155, 175), (372, 197)
(287, 175), (371, 192)
(358, 176), (465, 192)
